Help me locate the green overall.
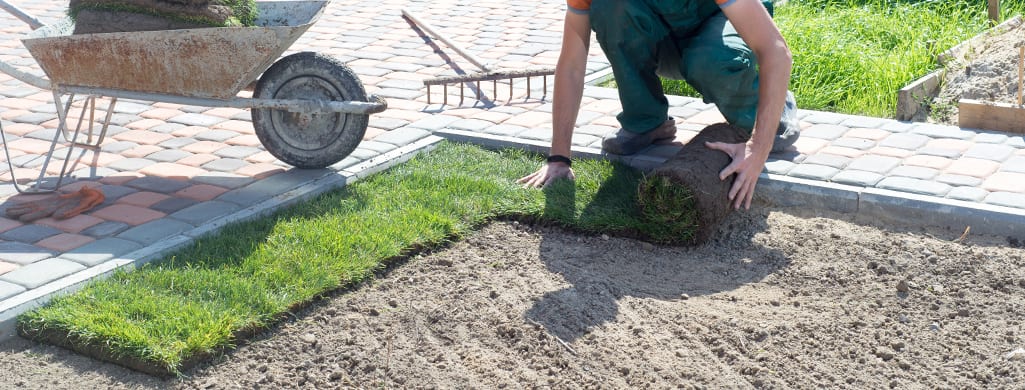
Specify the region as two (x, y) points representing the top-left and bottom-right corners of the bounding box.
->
(589, 0), (797, 149)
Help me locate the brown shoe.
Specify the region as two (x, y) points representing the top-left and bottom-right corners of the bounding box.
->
(602, 118), (677, 155)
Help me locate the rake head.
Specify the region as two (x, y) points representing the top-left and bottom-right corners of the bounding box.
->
(423, 67), (555, 106)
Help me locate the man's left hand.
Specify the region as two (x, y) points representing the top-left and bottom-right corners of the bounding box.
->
(704, 141), (769, 210)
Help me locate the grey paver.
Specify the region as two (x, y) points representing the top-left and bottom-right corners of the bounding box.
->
(357, 140), (399, 154)
(0, 258), (85, 289)
(372, 88), (424, 100)
(169, 201), (241, 226)
(169, 113), (227, 127)
(449, 118), (497, 131)
(787, 164), (839, 181)
(0, 281), (25, 300)
(964, 144), (1015, 162)
(373, 127), (432, 145)
(80, 221), (131, 237)
(830, 170), (883, 187)
(192, 172), (255, 189)
(801, 111), (848, 125)
(0, 225), (62, 244)
(195, 130), (242, 142)
(59, 238), (143, 267)
(0, 242), (54, 265)
(984, 192), (1025, 209)
(100, 140), (139, 154)
(151, 197), (199, 214)
(106, 158), (156, 171)
(117, 219), (195, 244)
(935, 174), (983, 187)
(879, 133), (930, 150)
(124, 176), (191, 193)
(202, 158), (249, 172)
(831, 137), (875, 150)
(889, 165), (938, 180)
(947, 187), (989, 202)
(975, 133), (1008, 144)
(481, 124), (529, 137)
(97, 185), (139, 202)
(847, 155), (901, 174)
(146, 149), (194, 163)
(803, 154), (850, 169)
(876, 177), (951, 197)
(1002, 156), (1025, 173)
(763, 159), (795, 175)
(71, 166), (120, 180)
(215, 146), (262, 159)
(408, 115), (461, 131)
(149, 123), (188, 134)
(801, 124), (848, 140)
(217, 169), (330, 206)
(911, 123), (976, 140)
(916, 147), (963, 159)
(368, 117), (410, 131)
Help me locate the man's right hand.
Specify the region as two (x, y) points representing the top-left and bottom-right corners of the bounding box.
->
(517, 162), (575, 188)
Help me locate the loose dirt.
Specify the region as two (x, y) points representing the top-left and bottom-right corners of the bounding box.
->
(2, 205), (1025, 389)
(929, 19), (1025, 125)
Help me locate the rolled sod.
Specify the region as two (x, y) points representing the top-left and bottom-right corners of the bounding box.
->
(69, 0), (258, 34)
(637, 122), (749, 245)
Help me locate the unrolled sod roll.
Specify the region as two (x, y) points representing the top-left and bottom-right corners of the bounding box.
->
(637, 122), (749, 245)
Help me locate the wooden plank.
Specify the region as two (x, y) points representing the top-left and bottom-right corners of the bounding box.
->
(959, 99), (1025, 134)
(989, 0), (1000, 23)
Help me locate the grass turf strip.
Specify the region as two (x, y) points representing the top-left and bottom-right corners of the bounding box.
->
(17, 142), (685, 376)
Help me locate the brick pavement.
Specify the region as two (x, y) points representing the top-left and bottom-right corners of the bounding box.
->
(1, 0), (1025, 342)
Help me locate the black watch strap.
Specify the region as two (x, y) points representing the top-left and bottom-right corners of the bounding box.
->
(546, 155), (572, 166)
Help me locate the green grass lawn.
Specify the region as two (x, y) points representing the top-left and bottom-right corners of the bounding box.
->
(18, 143), (683, 376)
(657, 0), (1025, 118)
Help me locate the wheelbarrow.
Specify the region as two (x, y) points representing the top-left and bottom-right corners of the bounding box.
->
(0, 0), (387, 193)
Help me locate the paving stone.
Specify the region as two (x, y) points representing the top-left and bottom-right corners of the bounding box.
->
(408, 115), (460, 131)
(801, 111), (848, 125)
(192, 172), (255, 189)
(169, 200), (240, 226)
(373, 88), (424, 100)
(368, 117), (409, 131)
(0, 280), (25, 300)
(946, 187), (989, 202)
(58, 237), (142, 267)
(840, 116), (886, 128)
(96, 184), (138, 203)
(889, 165), (938, 180)
(1006, 136), (1025, 148)
(0, 224), (61, 243)
(202, 158), (249, 172)
(169, 113), (225, 127)
(984, 192), (1025, 209)
(356, 140), (398, 154)
(106, 157), (156, 171)
(879, 133), (930, 150)
(117, 219), (194, 244)
(71, 167), (120, 180)
(916, 147), (963, 159)
(964, 143), (1015, 162)
(124, 176), (191, 193)
(801, 124), (848, 140)
(372, 127), (431, 145)
(195, 130), (242, 142)
(1002, 156), (1025, 173)
(876, 177), (951, 196)
(830, 170), (883, 187)
(481, 124), (528, 137)
(0, 242), (54, 265)
(100, 140), (139, 154)
(831, 137), (875, 150)
(847, 155), (901, 174)
(150, 197), (199, 214)
(935, 174), (983, 187)
(911, 123), (975, 140)
(215, 146), (262, 159)
(787, 164), (839, 181)
(975, 132), (1008, 144)
(217, 169), (329, 206)
(147, 149), (193, 163)
(802, 154), (850, 169)
(0, 258), (84, 289)
(80, 221), (131, 237)
(763, 159), (795, 175)
(448, 118), (496, 131)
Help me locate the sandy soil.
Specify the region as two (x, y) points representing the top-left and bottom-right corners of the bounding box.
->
(2, 204), (1025, 389)
(930, 19), (1024, 124)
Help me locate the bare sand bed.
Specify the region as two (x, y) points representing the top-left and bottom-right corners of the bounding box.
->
(2, 204), (1025, 389)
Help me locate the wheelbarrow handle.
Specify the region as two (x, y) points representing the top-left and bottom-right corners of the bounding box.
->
(0, 0), (44, 30)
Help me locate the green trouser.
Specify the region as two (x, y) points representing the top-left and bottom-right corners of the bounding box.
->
(590, 0), (777, 136)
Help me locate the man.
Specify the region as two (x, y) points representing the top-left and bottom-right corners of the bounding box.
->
(518, 0), (800, 210)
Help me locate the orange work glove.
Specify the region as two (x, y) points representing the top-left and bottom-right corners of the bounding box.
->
(5, 187), (106, 222)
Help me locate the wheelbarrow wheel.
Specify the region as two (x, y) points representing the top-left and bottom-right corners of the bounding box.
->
(252, 51), (368, 169)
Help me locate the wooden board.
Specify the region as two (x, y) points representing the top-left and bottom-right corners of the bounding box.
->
(959, 99), (1025, 134)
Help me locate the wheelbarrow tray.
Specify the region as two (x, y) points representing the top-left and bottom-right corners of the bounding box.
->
(20, 0), (327, 100)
